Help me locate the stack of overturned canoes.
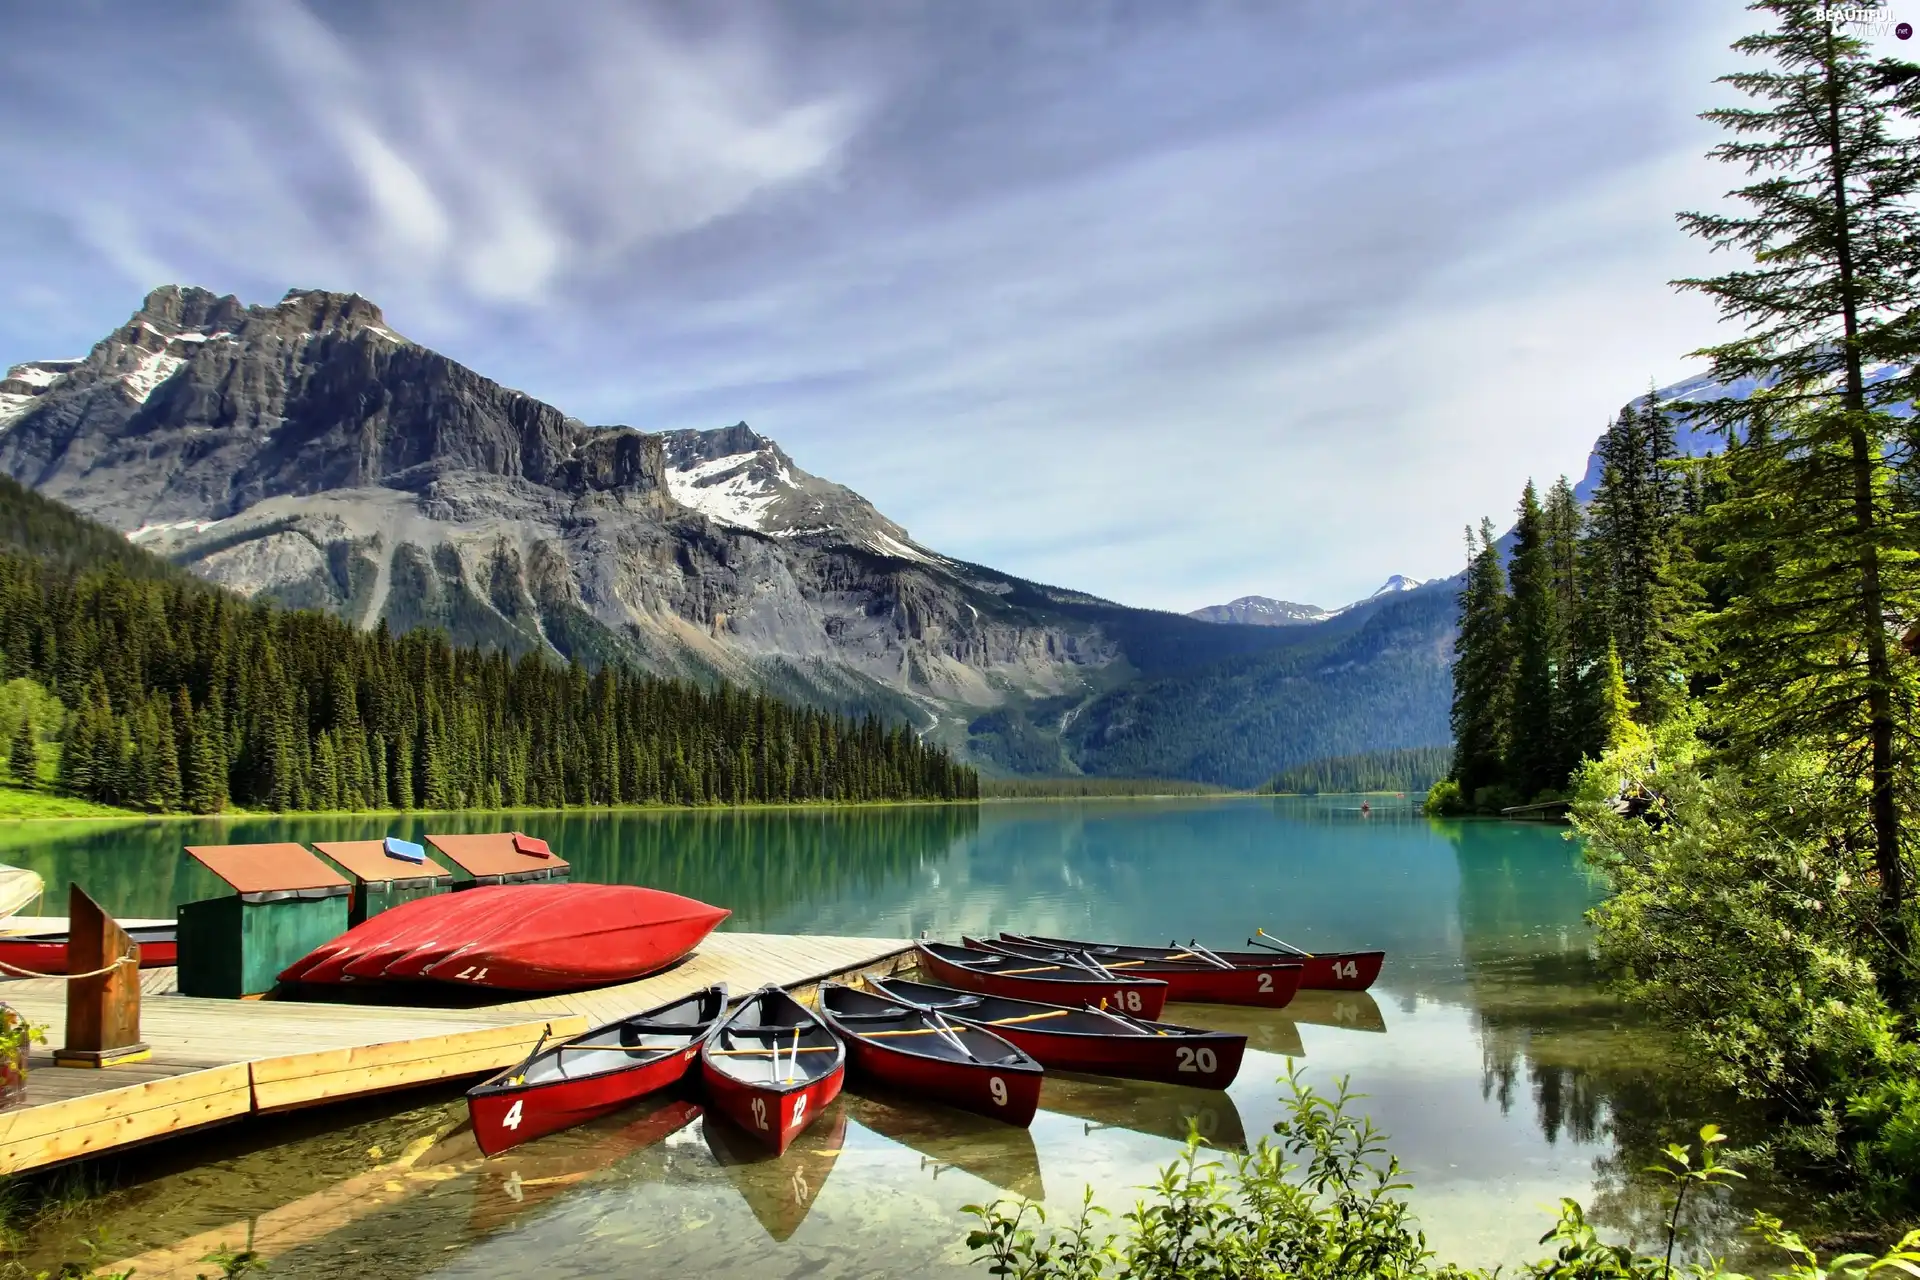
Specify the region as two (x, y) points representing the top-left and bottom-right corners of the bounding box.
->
(280, 883), (730, 992)
(467, 930), (1385, 1157)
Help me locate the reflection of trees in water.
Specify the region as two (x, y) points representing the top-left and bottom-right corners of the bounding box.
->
(7, 805), (981, 928)
(1443, 821), (1788, 1259)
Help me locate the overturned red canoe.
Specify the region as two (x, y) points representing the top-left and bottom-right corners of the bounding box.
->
(280, 884), (730, 992)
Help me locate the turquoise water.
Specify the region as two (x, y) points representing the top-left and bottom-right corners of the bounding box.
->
(7, 799), (1777, 1277)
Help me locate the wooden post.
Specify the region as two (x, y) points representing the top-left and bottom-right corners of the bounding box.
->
(54, 884), (149, 1067)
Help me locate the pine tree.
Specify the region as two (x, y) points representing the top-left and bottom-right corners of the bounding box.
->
(8, 714), (36, 788)
(1594, 640), (1648, 756)
(1505, 483), (1563, 799)
(1450, 519), (1512, 804)
(1675, 0), (1920, 968)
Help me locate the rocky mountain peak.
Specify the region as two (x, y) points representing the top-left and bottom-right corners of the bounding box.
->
(1186, 595), (1333, 627)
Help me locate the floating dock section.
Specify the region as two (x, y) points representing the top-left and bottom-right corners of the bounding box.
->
(0, 931), (912, 1175)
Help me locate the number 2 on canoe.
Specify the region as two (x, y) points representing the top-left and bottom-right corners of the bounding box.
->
(1175, 1046), (1218, 1074)
(751, 1097), (769, 1130)
(502, 1100), (523, 1130)
(989, 1076), (1008, 1106)
(1257, 973), (1274, 993)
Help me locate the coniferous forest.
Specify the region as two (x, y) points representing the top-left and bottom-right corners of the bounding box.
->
(0, 479), (976, 814)
(1427, 3), (1920, 1216)
(1434, 399), (1695, 814)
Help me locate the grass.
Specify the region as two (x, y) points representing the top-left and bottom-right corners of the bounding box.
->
(0, 784), (138, 821)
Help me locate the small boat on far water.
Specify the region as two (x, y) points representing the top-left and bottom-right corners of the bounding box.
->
(467, 984), (727, 1156)
(818, 982), (1043, 1126)
(701, 987), (845, 1155)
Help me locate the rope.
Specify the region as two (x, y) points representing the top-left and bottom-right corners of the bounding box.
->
(0, 949), (137, 980)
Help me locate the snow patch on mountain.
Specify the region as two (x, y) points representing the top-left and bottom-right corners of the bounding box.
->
(1365, 574), (1424, 599)
(1187, 595), (1333, 627)
(122, 351), (186, 404)
(665, 448), (788, 531)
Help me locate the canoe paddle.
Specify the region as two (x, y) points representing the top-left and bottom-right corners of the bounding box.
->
(1247, 929), (1315, 958)
(1183, 940), (1238, 970)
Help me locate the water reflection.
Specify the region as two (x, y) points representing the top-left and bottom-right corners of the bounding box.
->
(702, 1099), (849, 1242)
(846, 1091), (1045, 1201)
(3, 800), (1811, 1276)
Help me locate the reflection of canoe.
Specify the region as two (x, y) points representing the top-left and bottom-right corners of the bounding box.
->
(467, 985), (725, 1155)
(915, 942), (1169, 1019)
(469, 1097), (702, 1234)
(1161, 1004), (1307, 1058)
(984, 935), (1302, 1008)
(1280, 990), (1387, 1034)
(703, 1096), (848, 1242)
(846, 1089), (1045, 1201)
(0, 866), (42, 919)
(1041, 1074), (1249, 1151)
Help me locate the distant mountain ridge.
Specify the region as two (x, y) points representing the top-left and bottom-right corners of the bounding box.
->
(1188, 575), (1426, 628)
(0, 284), (1449, 784)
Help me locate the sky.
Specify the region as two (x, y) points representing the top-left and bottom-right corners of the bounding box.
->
(0, 0), (1808, 611)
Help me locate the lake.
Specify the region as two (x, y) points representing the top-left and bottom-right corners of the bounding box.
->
(5, 798), (1783, 1277)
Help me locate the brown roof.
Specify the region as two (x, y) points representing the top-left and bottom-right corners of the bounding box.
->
(183, 843), (351, 895)
(312, 840), (453, 884)
(425, 832), (570, 879)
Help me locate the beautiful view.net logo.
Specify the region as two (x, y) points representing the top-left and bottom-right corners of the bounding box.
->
(1826, 4), (1914, 37)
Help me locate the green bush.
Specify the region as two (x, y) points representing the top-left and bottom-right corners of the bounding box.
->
(1422, 778), (1464, 816)
(966, 1069), (1920, 1279)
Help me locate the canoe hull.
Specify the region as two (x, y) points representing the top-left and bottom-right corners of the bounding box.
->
(1021, 934), (1386, 992)
(0, 930), (176, 976)
(469, 1043), (702, 1157)
(819, 990), (1043, 1126)
(702, 1060), (845, 1156)
(915, 943), (1168, 1020)
(869, 976), (1245, 1088)
(978, 936), (1302, 1008)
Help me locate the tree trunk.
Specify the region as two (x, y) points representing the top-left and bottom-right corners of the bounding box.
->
(1826, 27), (1910, 985)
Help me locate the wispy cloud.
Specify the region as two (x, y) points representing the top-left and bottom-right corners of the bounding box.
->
(0, 0), (1754, 610)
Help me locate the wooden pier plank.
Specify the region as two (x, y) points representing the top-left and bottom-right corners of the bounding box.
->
(0, 930), (910, 1176)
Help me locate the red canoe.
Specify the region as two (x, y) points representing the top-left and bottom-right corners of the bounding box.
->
(700, 987), (845, 1155)
(867, 976), (1245, 1088)
(1019, 933), (1386, 992)
(818, 982), (1042, 1126)
(285, 889), (506, 984)
(977, 935), (1303, 1008)
(281, 883), (730, 992)
(0, 925), (177, 976)
(914, 941), (1169, 1020)
(467, 985), (727, 1156)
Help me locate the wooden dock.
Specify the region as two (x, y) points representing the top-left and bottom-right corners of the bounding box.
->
(0, 931), (913, 1176)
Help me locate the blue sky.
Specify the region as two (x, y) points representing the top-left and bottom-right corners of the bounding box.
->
(0, 1), (1781, 610)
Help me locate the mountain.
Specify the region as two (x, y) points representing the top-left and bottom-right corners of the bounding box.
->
(0, 285), (1362, 765)
(1186, 596), (1333, 627)
(1187, 576), (1426, 630)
